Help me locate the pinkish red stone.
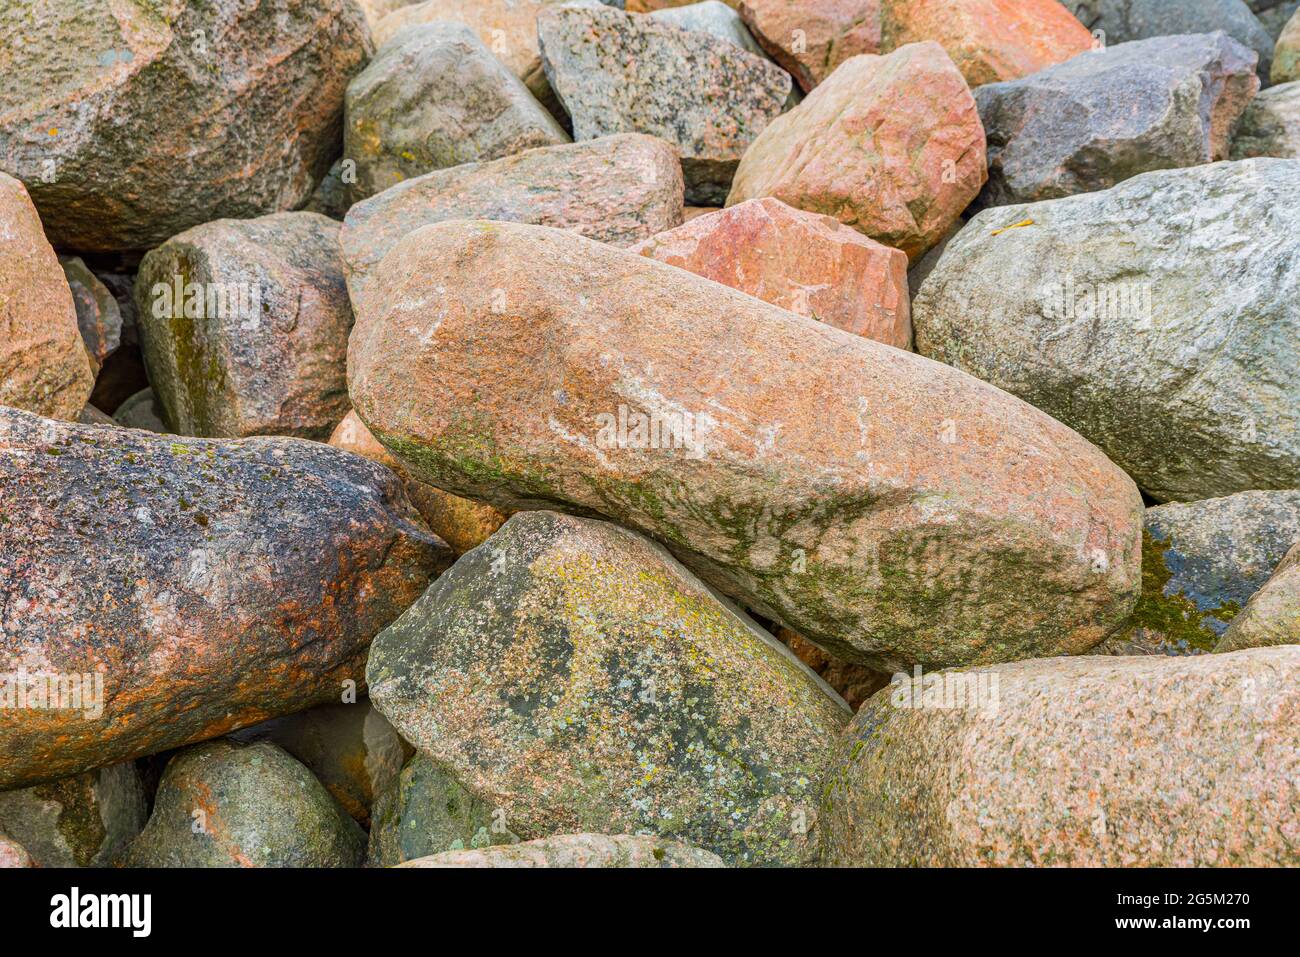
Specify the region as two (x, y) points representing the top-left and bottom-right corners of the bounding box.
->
(739, 0), (882, 92)
(629, 198), (911, 348)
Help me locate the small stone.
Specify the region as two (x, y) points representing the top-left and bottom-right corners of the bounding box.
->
(1276, 7), (1300, 80)
(1216, 542), (1300, 650)
(398, 833), (726, 867)
(0, 762), (147, 867)
(737, 0), (882, 91)
(1233, 81), (1300, 157)
(113, 388), (171, 434)
(60, 256), (123, 371)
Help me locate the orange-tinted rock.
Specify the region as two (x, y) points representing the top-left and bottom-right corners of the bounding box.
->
(629, 198), (911, 348)
(738, 0), (882, 92)
(0, 173), (94, 420)
(727, 43), (987, 262)
(881, 0), (1095, 88)
(0, 835), (32, 868)
(60, 255), (122, 371)
(776, 627), (891, 710)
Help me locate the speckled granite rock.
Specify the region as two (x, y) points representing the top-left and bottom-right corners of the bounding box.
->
(344, 23), (567, 201)
(60, 256), (123, 372)
(1097, 491), (1300, 655)
(0, 835), (32, 868)
(0, 408), (447, 789)
(113, 388), (171, 434)
(0, 762), (146, 868)
(727, 43), (987, 263)
(0, 173), (94, 420)
(349, 220), (1141, 670)
(1216, 543), (1300, 650)
(368, 511), (851, 866)
(737, 0), (881, 92)
(977, 33), (1260, 206)
(914, 160), (1300, 503)
(0, 0), (371, 251)
(135, 212), (353, 440)
(1233, 80), (1300, 156)
(339, 134), (683, 317)
(123, 740), (365, 867)
(1276, 7), (1300, 80)
(537, 4), (789, 203)
(398, 833), (726, 867)
(367, 753), (516, 866)
(652, 1), (767, 57)
(822, 647), (1300, 866)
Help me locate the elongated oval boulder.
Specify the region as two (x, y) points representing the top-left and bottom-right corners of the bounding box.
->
(123, 740), (365, 867)
(1216, 542), (1300, 650)
(0, 408), (448, 790)
(398, 834), (725, 868)
(135, 212), (354, 440)
(822, 647), (1300, 866)
(367, 511), (851, 866)
(0, 173), (94, 420)
(1232, 80), (1300, 157)
(339, 134), (684, 318)
(0, 0), (371, 251)
(726, 43), (987, 262)
(737, 0), (882, 92)
(0, 762), (146, 868)
(350, 220), (1142, 670)
(914, 159), (1300, 503)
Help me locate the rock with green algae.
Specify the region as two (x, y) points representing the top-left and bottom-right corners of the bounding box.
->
(821, 647), (1300, 866)
(0, 762), (146, 868)
(123, 740), (365, 868)
(1216, 542), (1300, 651)
(367, 753), (518, 867)
(397, 833), (725, 867)
(367, 510), (851, 867)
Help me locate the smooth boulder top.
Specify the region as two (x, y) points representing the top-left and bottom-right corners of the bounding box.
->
(398, 833), (726, 867)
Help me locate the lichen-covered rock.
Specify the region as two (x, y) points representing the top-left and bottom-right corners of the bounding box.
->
(60, 256), (123, 371)
(1216, 542), (1300, 650)
(367, 753), (516, 866)
(398, 833), (726, 867)
(368, 511), (851, 866)
(0, 0), (372, 251)
(0, 407), (448, 789)
(737, 0), (881, 92)
(349, 220), (1144, 671)
(0, 173), (94, 420)
(329, 411), (508, 554)
(1097, 491), (1300, 655)
(135, 212), (353, 440)
(113, 388), (171, 434)
(914, 160), (1300, 503)
(230, 700), (411, 828)
(977, 33), (1260, 206)
(537, 5), (790, 204)
(822, 648), (1300, 866)
(1276, 7), (1300, 81)
(339, 134), (683, 318)
(630, 198), (911, 348)
(775, 628), (891, 710)
(1233, 80), (1300, 157)
(881, 0), (1094, 88)
(344, 23), (567, 201)
(0, 762), (146, 868)
(0, 835), (32, 868)
(123, 740), (365, 867)
(727, 43), (987, 263)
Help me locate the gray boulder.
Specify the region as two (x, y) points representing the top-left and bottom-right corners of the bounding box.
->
(648, 1), (766, 56)
(0, 762), (146, 867)
(113, 388), (171, 434)
(1232, 80), (1300, 156)
(1216, 542), (1300, 650)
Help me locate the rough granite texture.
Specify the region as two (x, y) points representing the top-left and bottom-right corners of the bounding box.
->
(914, 159), (1300, 503)
(822, 648), (1300, 866)
(0, 407), (448, 789)
(398, 833), (726, 867)
(60, 255), (123, 371)
(1232, 79), (1300, 156)
(0, 762), (146, 868)
(368, 511), (851, 866)
(1216, 542), (1300, 650)
(727, 43), (988, 263)
(0, 0), (372, 251)
(737, 0), (882, 92)
(135, 212), (354, 440)
(348, 220), (1144, 672)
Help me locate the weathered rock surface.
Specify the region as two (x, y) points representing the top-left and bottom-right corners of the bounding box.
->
(0, 835), (32, 868)
(123, 740), (365, 867)
(0, 173), (94, 420)
(822, 648), (1300, 865)
(537, 5), (790, 203)
(1216, 542), (1300, 650)
(629, 197), (911, 348)
(1098, 491), (1300, 655)
(0, 762), (146, 867)
(368, 753), (516, 866)
(881, 0), (1094, 88)
(135, 212), (353, 440)
(737, 0), (881, 92)
(976, 33), (1260, 206)
(339, 134), (683, 317)
(652, 1), (768, 57)
(0, 408), (447, 789)
(727, 43), (987, 262)
(368, 511), (851, 866)
(914, 159), (1300, 502)
(1277, 7), (1300, 80)
(0, 0), (371, 251)
(330, 411), (508, 554)
(60, 256), (123, 371)
(345, 23), (567, 201)
(359, 0), (420, 27)
(398, 833), (726, 867)
(350, 220), (1143, 670)
(113, 388), (171, 434)
(1233, 80), (1300, 156)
